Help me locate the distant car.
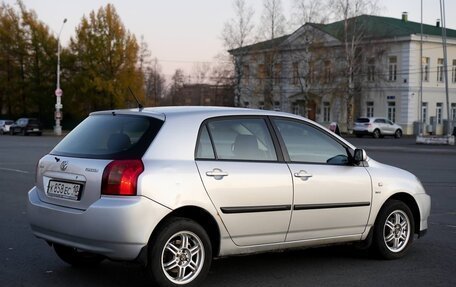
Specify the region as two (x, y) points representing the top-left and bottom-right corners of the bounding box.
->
(28, 107), (430, 287)
(353, 117), (402, 138)
(10, 118), (42, 136)
(0, 119), (14, 135)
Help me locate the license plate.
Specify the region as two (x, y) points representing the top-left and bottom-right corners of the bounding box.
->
(33, 128), (39, 131)
(47, 180), (82, 201)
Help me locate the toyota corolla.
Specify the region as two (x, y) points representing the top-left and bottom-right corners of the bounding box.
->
(28, 106), (430, 287)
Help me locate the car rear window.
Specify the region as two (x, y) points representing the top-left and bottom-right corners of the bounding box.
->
(355, 118), (370, 123)
(51, 114), (163, 159)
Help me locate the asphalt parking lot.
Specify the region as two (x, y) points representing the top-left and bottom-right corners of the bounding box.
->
(0, 134), (455, 287)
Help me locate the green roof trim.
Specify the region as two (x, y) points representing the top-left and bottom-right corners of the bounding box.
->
(315, 14), (456, 41)
(229, 14), (456, 54)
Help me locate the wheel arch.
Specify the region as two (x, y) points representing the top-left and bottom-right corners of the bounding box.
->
(385, 193), (421, 235)
(149, 205), (221, 257)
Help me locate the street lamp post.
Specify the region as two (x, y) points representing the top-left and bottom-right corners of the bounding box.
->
(54, 18), (67, 136)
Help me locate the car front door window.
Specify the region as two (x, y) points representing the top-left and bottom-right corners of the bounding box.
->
(273, 119), (349, 165)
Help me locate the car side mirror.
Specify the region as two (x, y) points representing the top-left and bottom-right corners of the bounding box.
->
(353, 149), (367, 163)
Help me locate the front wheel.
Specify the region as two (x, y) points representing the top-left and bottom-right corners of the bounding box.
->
(54, 244), (105, 267)
(371, 200), (414, 259)
(148, 218), (212, 287)
(394, 129), (402, 138)
(373, 129), (381, 139)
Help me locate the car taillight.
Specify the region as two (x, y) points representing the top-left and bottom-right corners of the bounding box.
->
(101, 160), (144, 196)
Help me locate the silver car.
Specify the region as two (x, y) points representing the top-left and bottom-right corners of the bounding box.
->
(28, 107), (430, 287)
(353, 117), (403, 138)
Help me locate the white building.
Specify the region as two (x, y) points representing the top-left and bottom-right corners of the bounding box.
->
(229, 13), (456, 135)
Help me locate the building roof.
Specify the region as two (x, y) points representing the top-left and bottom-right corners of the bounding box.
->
(229, 14), (456, 54)
(313, 14), (456, 41)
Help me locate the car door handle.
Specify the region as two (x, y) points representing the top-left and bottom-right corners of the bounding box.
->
(206, 169), (228, 179)
(294, 170), (313, 180)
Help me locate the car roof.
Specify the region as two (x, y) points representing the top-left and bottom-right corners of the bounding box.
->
(91, 106), (305, 121)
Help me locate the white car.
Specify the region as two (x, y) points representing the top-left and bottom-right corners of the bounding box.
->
(0, 119), (14, 135)
(353, 117), (403, 138)
(28, 107), (430, 287)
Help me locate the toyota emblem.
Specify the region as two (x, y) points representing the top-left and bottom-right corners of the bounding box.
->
(60, 161), (69, 171)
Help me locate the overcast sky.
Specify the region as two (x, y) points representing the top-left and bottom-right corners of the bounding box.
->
(5, 0), (456, 77)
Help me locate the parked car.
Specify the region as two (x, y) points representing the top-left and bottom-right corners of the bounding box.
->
(28, 107), (430, 287)
(353, 117), (403, 138)
(0, 119), (14, 135)
(10, 118), (42, 136)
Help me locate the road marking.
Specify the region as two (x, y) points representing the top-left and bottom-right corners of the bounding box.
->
(0, 167), (30, 174)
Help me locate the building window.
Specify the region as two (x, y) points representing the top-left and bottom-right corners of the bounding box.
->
(422, 57), (430, 82)
(258, 101), (265, 110)
(242, 65), (249, 83)
(451, 103), (456, 121)
(387, 102), (396, 122)
(258, 64), (266, 84)
(436, 103), (443, 124)
(323, 102), (330, 122)
(324, 60), (331, 83)
(367, 58), (375, 82)
(274, 64), (282, 85)
(388, 56), (397, 81)
(452, 60), (456, 83)
(422, 102), (428, 124)
(273, 101), (281, 111)
(366, 101), (374, 117)
(292, 62), (299, 86)
(437, 58), (444, 82)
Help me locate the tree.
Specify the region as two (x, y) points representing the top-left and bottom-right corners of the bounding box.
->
(19, 2), (59, 123)
(222, 0), (255, 107)
(145, 58), (166, 106)
(168, 69), (186, 105)
(257, 0), (288, 109)
(258, 0), (287, 41)
(328, 0), (381, 131)
(69, 4), (142, 115)
(191, 62), (211, 84)
(289, 0), (329, 30)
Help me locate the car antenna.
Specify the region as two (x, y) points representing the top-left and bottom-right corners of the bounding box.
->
(128, 86), (143, 111)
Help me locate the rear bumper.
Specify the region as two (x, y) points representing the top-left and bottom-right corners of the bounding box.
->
(28, 187), (171, 260)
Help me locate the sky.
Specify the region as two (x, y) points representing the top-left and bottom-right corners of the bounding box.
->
(4, 0), (456, 78)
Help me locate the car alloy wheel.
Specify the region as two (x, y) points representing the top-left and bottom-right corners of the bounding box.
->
(394, 129), (402, 138)
(161, 231), (205, 285)
(383, 210), (410, 253)
(148, 218), (212, 287)
(371, 200), (414, 259)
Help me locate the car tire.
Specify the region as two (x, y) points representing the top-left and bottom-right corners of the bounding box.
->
(355, 134), (363, 138)
(371, 200), (414, 260)
(148, 217), (212, 287)
(0, 130), (3, 135)
(21, 128), (27, 136)
(54, 244), (105, 267)
(373, 129), (381, 139)
(394, 129), (402, 139)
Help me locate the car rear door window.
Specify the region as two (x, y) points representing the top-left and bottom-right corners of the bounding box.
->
(204, 118), (277, 161)
(196, 125), (215, 159)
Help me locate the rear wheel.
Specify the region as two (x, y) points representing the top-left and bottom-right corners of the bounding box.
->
(54, 244), (105, 267)
(371, 200), (414, 259)
(394, 129), (402, 138)
(373, 129), (381, 139)
(148, 218), (212, 287)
